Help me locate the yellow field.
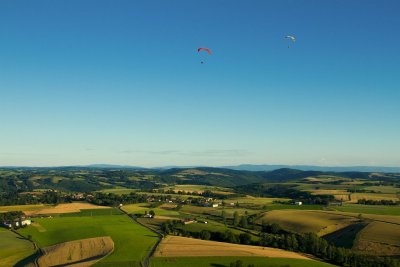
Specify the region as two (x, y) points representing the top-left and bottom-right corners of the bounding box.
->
(349, 193), (399, 203)
(24, 202), (110, 216)
(258, 210), (357, 236)
(353, 222), (400, 256)
(227, 195), (291, 205)
(308, 190), (351, 201)
(38, 236), (114, 267)
(155, 236), (312, 260)
(163, 184), (234, 195)
(0, 204), (48, 213)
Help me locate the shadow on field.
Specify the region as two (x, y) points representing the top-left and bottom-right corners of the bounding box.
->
(14, 251), (40, 267)
(210, 264), (226, 267)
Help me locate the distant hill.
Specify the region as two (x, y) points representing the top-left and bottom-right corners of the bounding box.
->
(223, 164), (400, 173)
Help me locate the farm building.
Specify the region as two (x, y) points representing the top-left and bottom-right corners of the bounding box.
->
(294, 201), (303, 205)
(212, 203), (219, 208)
(3, 219), (32, 228)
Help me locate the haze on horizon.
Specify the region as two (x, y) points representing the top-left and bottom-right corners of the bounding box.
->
(1, 0), (399, 167)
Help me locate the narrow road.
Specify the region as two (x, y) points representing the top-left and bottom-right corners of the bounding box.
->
(118, 207), (163, 267)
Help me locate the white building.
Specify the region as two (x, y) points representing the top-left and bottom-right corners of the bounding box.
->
(212, 203), (219, 208)
(294, 201), (303, 206)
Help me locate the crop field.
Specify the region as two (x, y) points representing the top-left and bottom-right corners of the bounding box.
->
(176, 219), (259, 240)
(24, 202), (110, 216)
(353, 222), (400, 256)
(349, 193), (399, 203)
(307, 189), (351, 201)
(121, 203), (181, 217)
(258, 210), (357, 236)
(163, 184), (234, 194)
(179, 205), (259, 218)
(226, 196), (291, 206)
(364, 185), (400, 194)
(38, 236), (114, 267)
(0, 228), (35, 267)
(150, 256), (335, 267)
(323, 222), (367, 248)
(0, 204), (48, 213)
(17, 209), (158, 266)
(155, 236), (311, 259)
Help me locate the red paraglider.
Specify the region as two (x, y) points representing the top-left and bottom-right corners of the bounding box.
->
(197, 48), (212, 64)
(197, 47), (212, 54)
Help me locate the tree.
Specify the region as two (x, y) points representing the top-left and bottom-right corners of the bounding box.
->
(239, 233), (251, 244)
(233, 211), (240, 226)
(149, 210), (155, 217)
(240, 216), (248, 228)
(200, 230), (211, 240)
(221, 210), (227, 225)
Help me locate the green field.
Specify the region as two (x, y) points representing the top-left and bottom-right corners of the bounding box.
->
(121, 203), (181, 217)
(332, 204), (400, 216)
(17, 209), (158, 266)
(98, 188), (138, 195)
(150, 256), (336, 267)
(0, 228), (36, 267)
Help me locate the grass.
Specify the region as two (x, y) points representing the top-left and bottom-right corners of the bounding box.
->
(150, 256), (336, 267)
(332, 204), (400, 216)
(0, 229), (35, 266)
(97, 188), (138, 195)
(121, 203), (180, 217)
(17, 209), (158, 267)
(363, 185), (400, 194)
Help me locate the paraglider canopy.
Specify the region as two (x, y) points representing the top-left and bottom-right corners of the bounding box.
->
(197, 48), (212, 64)
(284, 35), (296, 48)
(284, 35), (296, 42)
(197, 47), (212, 54)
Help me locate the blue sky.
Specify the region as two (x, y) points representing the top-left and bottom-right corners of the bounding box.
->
(0, 0), (399, 167)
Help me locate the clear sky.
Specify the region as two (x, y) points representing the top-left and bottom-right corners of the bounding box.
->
(1, 0), (399, 167)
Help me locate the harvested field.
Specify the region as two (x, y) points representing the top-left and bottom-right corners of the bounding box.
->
(38, 236), (114, 267)
(349, 193), (399, 203)
(154, 236), (312, 260)
(0, 204), (48, 213)
(24, 202), (110, 216)
(258, 210), (357, 236)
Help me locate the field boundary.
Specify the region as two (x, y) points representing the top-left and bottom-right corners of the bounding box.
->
(118, 207), (164, 267)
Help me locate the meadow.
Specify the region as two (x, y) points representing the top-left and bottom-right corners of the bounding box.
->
(17, 209), (159, 267)
(0, 228), (35, 267)
(121, 203), (181, 217)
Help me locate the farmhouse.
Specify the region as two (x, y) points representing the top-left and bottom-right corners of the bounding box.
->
(3, 219), (32, 228)
(294, 201), (303, 206)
